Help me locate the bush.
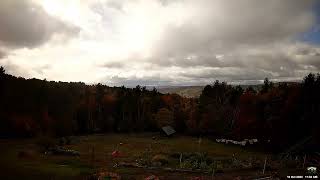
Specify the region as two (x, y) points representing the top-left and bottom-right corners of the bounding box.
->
(151, 154), (169, 166)
(180, 152), (213, 170)
(36, 136), (56, 150)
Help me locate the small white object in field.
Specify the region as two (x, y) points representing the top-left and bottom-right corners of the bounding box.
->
(215, 138), (258, 146)
(233, 141), (238, 145)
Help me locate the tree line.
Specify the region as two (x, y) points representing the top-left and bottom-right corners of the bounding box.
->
(0, 66), (319, 150)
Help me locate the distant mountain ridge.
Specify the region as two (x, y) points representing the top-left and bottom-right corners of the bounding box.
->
(155, 82), (299, 97)
(157, 86), (204, 98)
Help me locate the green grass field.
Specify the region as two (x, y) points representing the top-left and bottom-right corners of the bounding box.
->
(0, 134), (277, 179)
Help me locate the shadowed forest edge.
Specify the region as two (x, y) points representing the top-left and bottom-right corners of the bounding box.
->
(0, 66), (319, 152)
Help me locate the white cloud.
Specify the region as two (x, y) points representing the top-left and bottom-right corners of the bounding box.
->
(0, 0), (79, 48)
(0, 0), (319, 86)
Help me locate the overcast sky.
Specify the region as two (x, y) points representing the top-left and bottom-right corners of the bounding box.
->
(0, 0), (320, 86)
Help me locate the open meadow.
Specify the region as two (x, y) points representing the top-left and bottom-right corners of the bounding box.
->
(0, 133), (306, 180)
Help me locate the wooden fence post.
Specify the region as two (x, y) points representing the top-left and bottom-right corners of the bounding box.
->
(262, 156), (267, 174)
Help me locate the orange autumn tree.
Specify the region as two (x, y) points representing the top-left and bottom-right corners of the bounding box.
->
(155, 108), (174, 128)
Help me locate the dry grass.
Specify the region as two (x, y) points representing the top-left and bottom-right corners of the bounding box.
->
(0, 134), (270, 179)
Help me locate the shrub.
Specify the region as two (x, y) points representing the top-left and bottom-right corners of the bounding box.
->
(151, 154), (169, 165)
(36, 136), (56, 150)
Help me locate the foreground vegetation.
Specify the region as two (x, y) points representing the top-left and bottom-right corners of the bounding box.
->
(0, 134), (283, 179)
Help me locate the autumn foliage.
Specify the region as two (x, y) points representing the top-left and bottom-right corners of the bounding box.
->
(0, 66), (319, 151)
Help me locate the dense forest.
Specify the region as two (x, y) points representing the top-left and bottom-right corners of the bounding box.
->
(0, 66), (319, 151)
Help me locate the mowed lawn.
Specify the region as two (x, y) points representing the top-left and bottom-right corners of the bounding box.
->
(0, 134), (269, 180)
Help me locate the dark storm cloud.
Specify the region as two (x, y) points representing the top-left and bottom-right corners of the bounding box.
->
(295, 46), (320, 56)
(143, 0), (315, 74)
(0, 0), (80, 49)
(178, 67), (273, 81)
(176, 45), (320, 84)
(298, 54), (320, 69)
(0, 50), (6, 59)
(152, 0), (315, 58)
